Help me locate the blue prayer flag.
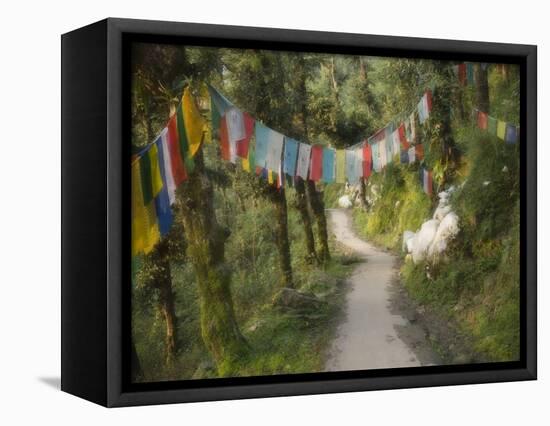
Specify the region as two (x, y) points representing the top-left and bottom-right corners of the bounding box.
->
(400, 149), (409, 164)
(346, 150), (358, 183)
(154, 137), (173, 236)
(322, 147), (335, 183)
(283, 137), (299, 176)
(254, 122), (270, 168)
(208, 85), (233, 116)
(505, 124), (518, 144)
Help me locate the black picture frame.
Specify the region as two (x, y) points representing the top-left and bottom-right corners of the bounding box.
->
(61, 17), (537, 407)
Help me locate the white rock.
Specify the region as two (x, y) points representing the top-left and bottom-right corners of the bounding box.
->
(428, 212), (460, 258)
(338, 195), (353, 209)
(412, 219), (440, 264)
(402, 230), (416, 253)
(483, 181), (491, 186)
(433, 205), (452, 221)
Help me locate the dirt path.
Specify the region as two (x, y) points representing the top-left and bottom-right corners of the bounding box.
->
(325, 208), (438, 371)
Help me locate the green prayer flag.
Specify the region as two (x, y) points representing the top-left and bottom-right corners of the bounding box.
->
(488, 116), (498, 135)
(139, 152), (153, 205)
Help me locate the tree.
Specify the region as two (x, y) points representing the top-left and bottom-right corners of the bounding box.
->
(178, 148), (249, 372)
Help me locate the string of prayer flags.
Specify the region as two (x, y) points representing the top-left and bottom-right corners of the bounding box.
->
(309, 145), (324, 182)
(362, 144), (372, 179)
(322, 147), (335, 183)
(296, 143), (311, 180)
(475, 109), (518, 144)
(336, 149), (346, 183)
(283, 137), (299, 177)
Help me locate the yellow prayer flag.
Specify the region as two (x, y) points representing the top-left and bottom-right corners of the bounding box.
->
(183, 87), (206, 157)
(497, 120), (507, 140)
(242, 156), (250, 172)
(268, 170), (274, 185)
(131, 162), (147, 256)
(149, 144), (163, 198)
(336, 149), (346, 184)
(142, 201), (160, 255)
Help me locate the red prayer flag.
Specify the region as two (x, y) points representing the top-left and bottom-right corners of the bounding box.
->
(236, 112), (255, 158)
(458, 64), (467, 85)
(426, 90), (433, 112)
(477, 111), (488, 130)
(219, 115), (230, 161)
(166, 115), (187, 185)
(415, 143), (424, 161)
(309, 145), (323, 181)
(398, 124), (409, 150)
(362, 143), (372, 179)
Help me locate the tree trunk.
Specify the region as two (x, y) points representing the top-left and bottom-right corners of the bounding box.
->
(358, 178), (368, 210)
(155, 253), (178, 366)
(293, 178), (318, 264)
(267, 186), (294, 287)
(178, 150), (248, 373)
(306, 180), (330, 264)
(475, 63), (490, 113)
(131, 340), (143, 382)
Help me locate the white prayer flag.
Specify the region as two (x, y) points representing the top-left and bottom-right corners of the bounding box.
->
(265, 129), (285, 171)
(296, 143), (312, 179)
(159, 128), (177, 205)
(408, 146), (416, 164)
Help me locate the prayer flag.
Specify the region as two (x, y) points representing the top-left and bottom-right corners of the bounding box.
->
(182, 88), (205, 158)
(154, 137), (174, 236)
(355, 148), (363, 179)
(379, 138), (388, 168)
(458, 63), (467, 85)
(296, 143), (312, 180)
(392, 130), (401, 161)
(226, 107), (246, 144)
(362, 144), (372, 179)
(159, 129), (177, 205)
(400, 148), (409, 164)
(371, 142), (380, 172)
(254, 122), (271, 168)
(166, 115), (187, 185)
(176, 103), (193, 172)
(309, 145), (323, 181)
(415, 143), (424, 161)
(497, 120), (507, 140)
(488, 116), (498, 135)
(477, 111), (488, 130)
(208, 85), (233, 117)
(406, 113), (416, 143)
(322, 147), (335, 183)
(418, 94), (428, 124)
(265, 129), (285, 172)
(398, 124), (409, 150)
(131, 161), (147, 256)
(236, 112), (255, 159)
(408, 146), (416, 164)
(426, 89), (433, 113)
(345, 150), (358, 183)
(423, 169), (433, 196)
(219, 115), (231, 161)
(283, 137), (299, 176)
(336, 149), (346, 183)
(466, 63), (474, 84)
(505, 124), (518, 144)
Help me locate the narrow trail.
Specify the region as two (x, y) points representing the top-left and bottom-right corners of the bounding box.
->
(325, 208), (435, 372)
